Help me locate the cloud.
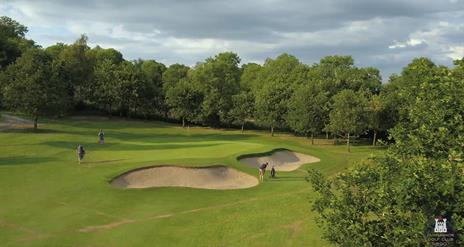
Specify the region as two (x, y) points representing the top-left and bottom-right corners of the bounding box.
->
(2, 0), (464, 79)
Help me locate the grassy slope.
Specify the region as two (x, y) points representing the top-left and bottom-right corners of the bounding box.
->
(0, 117), (382, 247)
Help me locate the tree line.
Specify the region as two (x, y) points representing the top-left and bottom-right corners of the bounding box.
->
(0, 16), (459, 151)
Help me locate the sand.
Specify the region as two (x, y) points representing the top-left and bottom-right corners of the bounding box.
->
(110, 166), (258, 190)
(239, 150), (320, 171)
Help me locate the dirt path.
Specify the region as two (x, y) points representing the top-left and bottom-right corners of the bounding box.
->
(0, 114), (34, 130)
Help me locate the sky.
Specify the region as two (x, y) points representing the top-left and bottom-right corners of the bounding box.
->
(2, 0), (464, 79)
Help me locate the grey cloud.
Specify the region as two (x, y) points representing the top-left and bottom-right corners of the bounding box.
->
(2, 0), (464, 79)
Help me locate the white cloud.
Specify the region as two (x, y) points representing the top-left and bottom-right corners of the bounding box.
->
(388, 38), (426, 49)
(447, 46), (464, 60)
(388, 21), (464, 61)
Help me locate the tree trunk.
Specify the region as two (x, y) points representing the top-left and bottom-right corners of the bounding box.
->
(334, 134), (337, 145)
(182, 117), (185, 128)
(241, 123), (244, 133)
(326, 131), (329, 139)
(108, 104), (112, 119)
(271, 126), (274, 136)
(33, 115), (38, 130)
(372, 130), (377, 146)
(347, 133), (351, 152)
(311, 132), (314, 145)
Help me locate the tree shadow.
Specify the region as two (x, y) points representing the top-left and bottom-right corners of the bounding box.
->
(0, 156), (57, 166)
(62, 117), (173, 129)
(0, 128), (73, 134)
(42, 141), (224, 151)
(266, 176), (308, 182)
(106, 131), (258, 144)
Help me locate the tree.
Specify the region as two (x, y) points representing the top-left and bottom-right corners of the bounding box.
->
(190, 52), (241, 126)
(114, 61), (142, 117)
(229, 91), (255, 132)
(309, 60), (464, 246)
(255, 53), (307, 135)
(162, 63), (190, 92)
(1, 49), (70, 129)
(240, 63), (262, 92)
(287, 83), (329, 144)
(366, 92), (395, 146)
(93, 59), (120, 115)
(87, 46), (123, 65)
(326, 89), (368, 151)
(381, 58), (443, 124)
(309, 56), (381, 97)
(137, 59), (166, 117)
(53, 34), (93, 104)
(0, 16), (35, 69)
(165, 79), (203, 127)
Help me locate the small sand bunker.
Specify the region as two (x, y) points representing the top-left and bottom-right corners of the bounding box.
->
(239, 150), (320, 171)
(111, 166), (258, 190)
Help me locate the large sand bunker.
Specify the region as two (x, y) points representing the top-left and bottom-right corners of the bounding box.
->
(111, 166), (258, 190)
(239, 150), (320, 171)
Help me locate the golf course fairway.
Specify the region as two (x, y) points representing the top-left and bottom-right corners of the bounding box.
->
(0, 116), (381, 246)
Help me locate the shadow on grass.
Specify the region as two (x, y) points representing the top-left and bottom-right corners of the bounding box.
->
(265, 176), (308, 182)
(61, 117), (173, 129)
(42, 141), (224, 151)
(0, 156), (57, 166)
(0, 128), (73, 134)
(89, 159), (127, 164)
(107, 131), (258, 143)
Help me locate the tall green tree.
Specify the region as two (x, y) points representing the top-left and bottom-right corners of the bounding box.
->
(53, 35), (93, 104)
(93, 59), (120, 115)
(287, 83), (329, 144)
(326, 89), (368, 151)
(309, 56), (381, 97)
(255, 53), (307, 135)
(87, 46), (123, 65)
(190, 52), (241, 126)
(162, 64), (190, 92)
(138, 59), (166, 117)
(381, 58), (443, 124)
(165, 79), (203, 127)
(229, 91), (255, 132)
(240, 63), (263, 92)
(0, 16), (35, 69)
(1, 49), (70, 129)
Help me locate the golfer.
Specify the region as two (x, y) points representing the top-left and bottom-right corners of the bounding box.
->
(258, 162), (268, 182)
(98, 129), (105, 144)
(77, 144), (85, 164)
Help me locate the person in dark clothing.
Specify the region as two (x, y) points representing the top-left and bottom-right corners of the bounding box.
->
(98, 129), (105, 144)
(259, 162), (268, 182)
(77, 144), (85, 164)
(270, 166), (276, 178)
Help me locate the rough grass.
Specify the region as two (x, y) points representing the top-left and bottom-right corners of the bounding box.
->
(0, 116), (382, 246)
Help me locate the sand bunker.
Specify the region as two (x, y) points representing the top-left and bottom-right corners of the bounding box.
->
(111, 166), (258, 190)
(239, 150), (320, 171)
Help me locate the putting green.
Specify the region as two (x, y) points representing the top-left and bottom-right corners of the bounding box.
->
(0, 116), (382, 246)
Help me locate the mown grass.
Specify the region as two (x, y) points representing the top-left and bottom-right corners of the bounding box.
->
(0, 116), (382, 246)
